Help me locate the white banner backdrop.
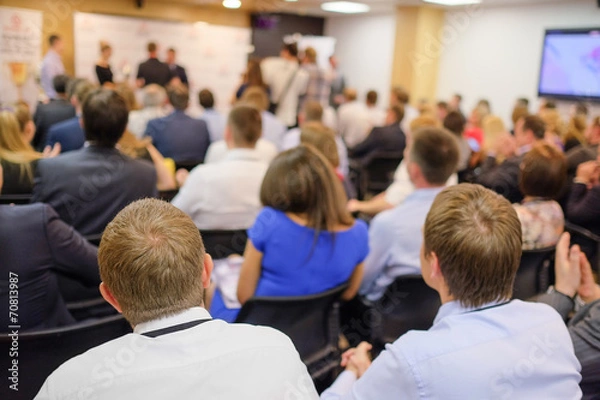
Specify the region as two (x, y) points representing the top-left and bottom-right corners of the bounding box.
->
(0, 6), (43, 112)
(73, 12), (252, 114)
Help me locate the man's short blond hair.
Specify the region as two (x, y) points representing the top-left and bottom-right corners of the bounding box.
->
(98, 199), (206, 326)
(424, 184), (522, 308)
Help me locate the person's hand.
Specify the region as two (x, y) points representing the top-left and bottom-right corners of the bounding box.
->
(575, 161), (600, 186)
(341, 342), (372, 378)
(42, 143), (61, 158)
(554, 233), (581, 298)
(175, 169), (189, 188)
(578, 252), (600, 304)
(347, 199), (362, 213)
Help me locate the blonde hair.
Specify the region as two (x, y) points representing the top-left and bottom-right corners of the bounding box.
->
(482, 115), (506, 154)
(539, 109), (565, 137)
(98, 199), (206, 326)
(0, 111), (41, 182)
(300, 122), (340, 168)
(118, 130), (151, 159)
(564, 115), (587, 146)
(409, 114), (440, 133)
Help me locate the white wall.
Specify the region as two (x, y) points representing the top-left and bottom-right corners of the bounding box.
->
(325, 14), (396, 108)
(437, 0), (600, 126)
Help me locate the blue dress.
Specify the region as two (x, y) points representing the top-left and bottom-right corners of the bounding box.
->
(210, 207), (369, 322)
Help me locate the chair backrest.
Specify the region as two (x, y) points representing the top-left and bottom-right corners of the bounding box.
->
(565, 222), (600, 274)
(83, 232), (103, 247)
(158, 189), (179, 202)
(370, 274), (440, 346)
(0, 194), (32, 205)
(0, 314), (132, 400)
(513, 247), (555, 300)
(359, 152), (403, 196)
(200, 229), (248, 259)
(175, 160), (203, 171)
(235, 284), (348, 361)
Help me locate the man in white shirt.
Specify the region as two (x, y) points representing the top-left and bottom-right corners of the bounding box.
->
(261, 42), (309, 128)
(240, 87), (287, 150)
(337, 88), (371, 148)
(128, 84), (168, 138)
(172, 105), (268, 230)
(365, 90), (386, 129)
(34, 198), (318, 400)
(390, 86), (419, 135)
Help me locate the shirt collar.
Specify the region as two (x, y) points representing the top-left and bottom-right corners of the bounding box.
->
(223, 148), (262, 162)
(516, 143), (532, 156)
(134, 307), (211, 334)
(433, 299), (510, 325)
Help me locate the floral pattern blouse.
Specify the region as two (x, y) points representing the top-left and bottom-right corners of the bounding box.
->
(513, 199), (564, 250)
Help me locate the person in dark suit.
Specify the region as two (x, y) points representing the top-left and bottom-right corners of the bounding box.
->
(475, 115), (546, 204)
(136, 42), (174, 88)
(349, 104), (406, 163)
(46, 79), (95, 153)
(566, 157), (600, 236)
(145, 84), (210, 163)
(537, 232), (600, 399)
(0, 164), (99, 332)
(32, 74), (75, 150)
(32, 89), (157, 236)
(166, 47), (188, 86)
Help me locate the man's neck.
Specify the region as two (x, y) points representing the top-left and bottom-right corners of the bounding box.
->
(413, 181), (445, 190)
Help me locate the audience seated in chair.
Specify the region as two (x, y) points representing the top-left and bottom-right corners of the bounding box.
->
(359, 127), (459, 301)
(348, 104), (406, 165)
(32, 88), (157, 236)
(34, 199), (318, 399)
(0, 164), (99, 332)
(46, 79), (95, 153)
(514, 143), (567, 249)
(172, 105), (268, 230)
(567, 154), (600, 236)
(198, 89), (226, 142)
(443, 110), (471, 172)
(240, 86), (287, 150)
(566, 116), (599, 177)
(127, 84), (168, 139)
(210, 145), (368, 322)
(282, 100), (349, 177)
(321, 184), (582, 399)
(364, 90), (387, 129)
(337, 88), (371, 148)
(144, 84), (211, 163)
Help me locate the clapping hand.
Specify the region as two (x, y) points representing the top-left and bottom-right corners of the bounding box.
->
(341, 342), (373, 378)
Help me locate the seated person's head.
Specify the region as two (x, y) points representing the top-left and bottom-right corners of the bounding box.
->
(14, 103), (35, 144)
(407, 127), (459, 187)
(343, 88), (357, 102)
(167, 84), (190, 111)
(586, 116), (600, 144)
(98, 199), (212, 326)
(443, 111), (466, 138)
(82, 89), (129, 147)
(300, 122), (339, 169)
(240, 87), (269, 112)
(390, 86), (409, 106)
(301, 101), (323, 125)
(115, 83), (139, 111)
(519, 143), (566, 200)
(198, 89), (215, 110)
(71, 80), (95, 109)
(260, 145), (352, 231)
(366, 90), (378, 107)
(143, 84), (167, 109)
(386, 104), (405, 126)
(422, 184), (522, 307)
(408, 114), (440, 136)
(482, 115), (507, 152)
(53, 74), (70, 96)
(515, 115), (546, 148)
(225, 105), (262, 149)
(511, 105), (529, 128)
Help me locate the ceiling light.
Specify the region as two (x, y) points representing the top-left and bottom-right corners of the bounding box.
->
(284, 0), (298, 2)
(423, 0), (481, 5)
(222, 0), (241, 9)
(321, 1), (370, 13)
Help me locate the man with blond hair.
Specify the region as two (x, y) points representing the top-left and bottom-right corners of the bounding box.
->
(322, 184), (582, 399)
(35, 199), (318, 399)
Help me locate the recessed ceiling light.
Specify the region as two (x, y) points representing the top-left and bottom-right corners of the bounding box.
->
(423, 0), (481, 5)
(321, 1), (370, 13)
(222, 0), (241, 9)
(285, 0), (298, 2)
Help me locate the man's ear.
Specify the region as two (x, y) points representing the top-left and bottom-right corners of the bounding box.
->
(428, 252), (443, 281)
(202, 253), (214, 289)
(100, 282), (122, 314)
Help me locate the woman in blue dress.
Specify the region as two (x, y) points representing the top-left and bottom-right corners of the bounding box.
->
(210, 145), (369, 322)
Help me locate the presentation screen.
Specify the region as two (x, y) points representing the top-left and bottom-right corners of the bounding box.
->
(538, 28), (600, 102)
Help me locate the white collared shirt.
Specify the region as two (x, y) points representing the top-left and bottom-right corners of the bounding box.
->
(35, 307), (318, 400)
(128, 106), (169, 139)
(172, 149), (269, 230)
(204, 139), (278, 165)
(337, 101), (371, 148)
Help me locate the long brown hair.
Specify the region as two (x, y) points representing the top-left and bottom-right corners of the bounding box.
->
(0, 110), (41, 182)
(260, 145), (353, 235)
(246, 59), (266, 89)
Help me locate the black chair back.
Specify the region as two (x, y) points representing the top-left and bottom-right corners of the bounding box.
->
(565, 222), (600, 274)
(158, 189), (179, 202)
(0, 314), (132, 400)
(358, 152), (403, 198)
(513, 247), (555, 300)
(200, 229), (248, 259)
(235, 284), (347, 379)
(370, 275), (440, 349)
(175, 160), (202, 172)
(0, 194), (32, 205)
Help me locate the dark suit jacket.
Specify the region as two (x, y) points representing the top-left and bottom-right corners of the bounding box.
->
(567, 183), (600, 236)
(32, 99), (76, 151)
(136, 58), (173, 87)
(566, 144), (598, 177)
(145, 111), (211, 163)
(475, 154), (524, 204)
(537, 293), (600, 399)
(349, 123), (406, 162)
(169, 64), (188, 85)
(0, 159), (37, 195)
(0, 204), (99, 332)
(31, 146), (157, 235)
(46, 116), (85, 153)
